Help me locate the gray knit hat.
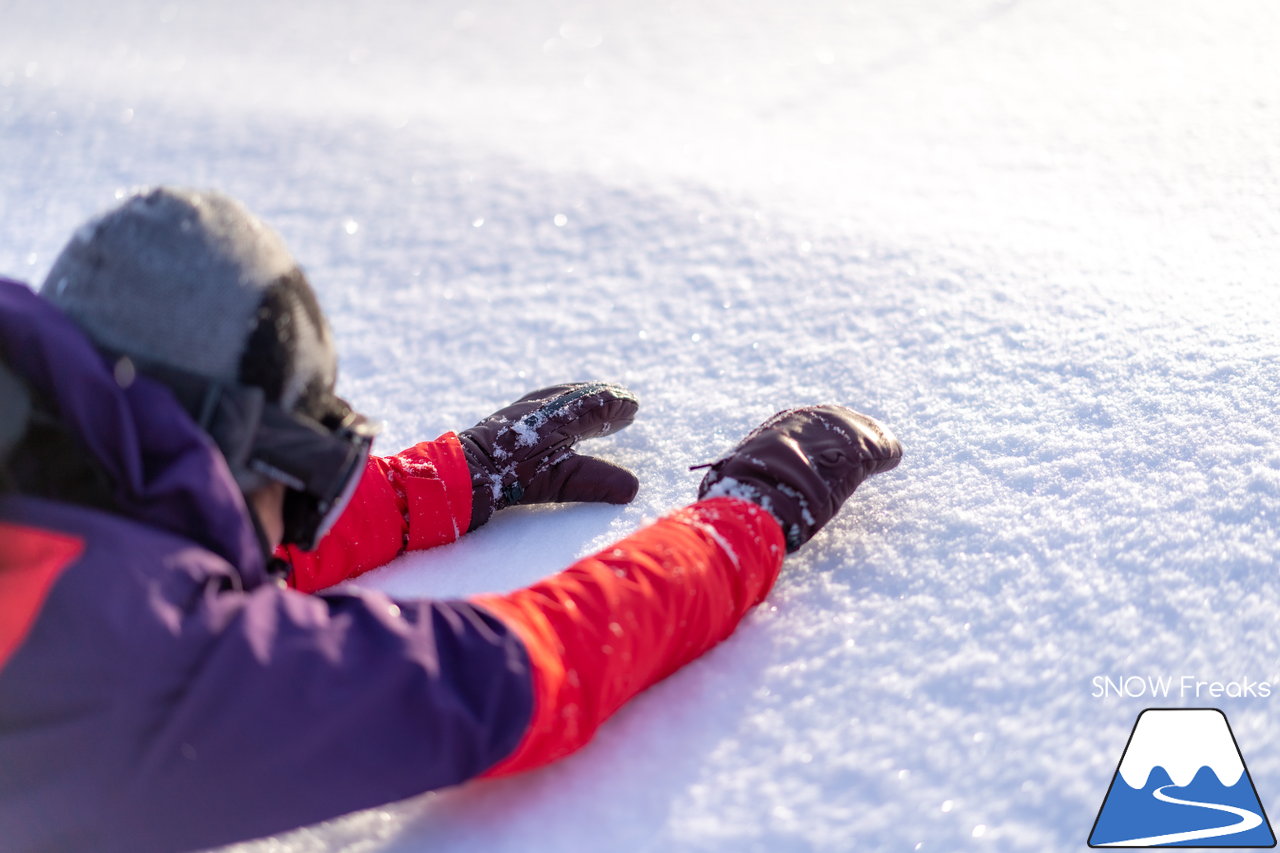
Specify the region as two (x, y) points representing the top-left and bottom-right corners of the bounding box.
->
(41, 187), (338, 420)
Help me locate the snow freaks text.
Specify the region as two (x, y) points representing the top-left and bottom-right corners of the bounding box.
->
(1091, 676), (1272, 700)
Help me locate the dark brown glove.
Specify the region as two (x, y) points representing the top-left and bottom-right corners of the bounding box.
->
(696, 405), (902, 552)
(459, 382), (640, 531)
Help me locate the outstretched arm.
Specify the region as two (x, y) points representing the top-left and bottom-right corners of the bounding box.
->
(279, 383), (641, 593)
(22, 495), (782, 852)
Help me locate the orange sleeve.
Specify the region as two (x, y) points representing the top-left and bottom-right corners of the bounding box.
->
(279, 432), (473, 593)
(473, 496), (785, 777)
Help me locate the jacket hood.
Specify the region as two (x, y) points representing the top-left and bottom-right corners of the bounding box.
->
(0, 278), (265, 583)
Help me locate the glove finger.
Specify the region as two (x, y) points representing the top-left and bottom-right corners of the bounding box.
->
(525, 452), (640, 506)
(519, 382), (639, 445)
(513, 383), (582, 406)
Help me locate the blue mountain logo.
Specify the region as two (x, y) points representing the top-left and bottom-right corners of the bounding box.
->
(1089, 708), (1275, 847)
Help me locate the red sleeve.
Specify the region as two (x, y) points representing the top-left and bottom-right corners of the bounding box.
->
(472, 496), (785, 777)
(279, 432), (473, 593)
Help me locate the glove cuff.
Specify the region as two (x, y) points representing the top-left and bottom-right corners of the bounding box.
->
(458, 430), (500, 532)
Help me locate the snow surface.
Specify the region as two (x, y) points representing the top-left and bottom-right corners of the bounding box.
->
(4, 1), (1280, 850)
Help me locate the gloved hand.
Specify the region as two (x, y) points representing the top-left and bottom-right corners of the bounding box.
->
(459, 382), (640, 531)
(696, 405), (902, 552)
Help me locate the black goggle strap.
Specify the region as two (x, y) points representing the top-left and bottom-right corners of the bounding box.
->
(249, 402), (377, 511)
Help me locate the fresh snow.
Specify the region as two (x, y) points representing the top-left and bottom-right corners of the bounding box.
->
(3, 2), (1279, 851)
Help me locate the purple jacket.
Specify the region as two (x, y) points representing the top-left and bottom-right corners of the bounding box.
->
(0, 279), (533, 852)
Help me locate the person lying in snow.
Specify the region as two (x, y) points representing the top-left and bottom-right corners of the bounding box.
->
(0, 188), (902, 852)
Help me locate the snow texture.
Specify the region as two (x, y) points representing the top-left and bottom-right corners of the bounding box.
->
(3, 1), (1279, 851)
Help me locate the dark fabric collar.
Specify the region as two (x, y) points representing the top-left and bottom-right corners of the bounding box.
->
(0, 279), (266, 585)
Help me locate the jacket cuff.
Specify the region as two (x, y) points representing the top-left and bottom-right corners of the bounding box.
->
(387, 431), (473, 550)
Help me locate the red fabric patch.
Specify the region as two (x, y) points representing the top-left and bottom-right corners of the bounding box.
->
(281, 433), (473, 593)
(474, 497), (785, 777)
(0, 522), (84, 671)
